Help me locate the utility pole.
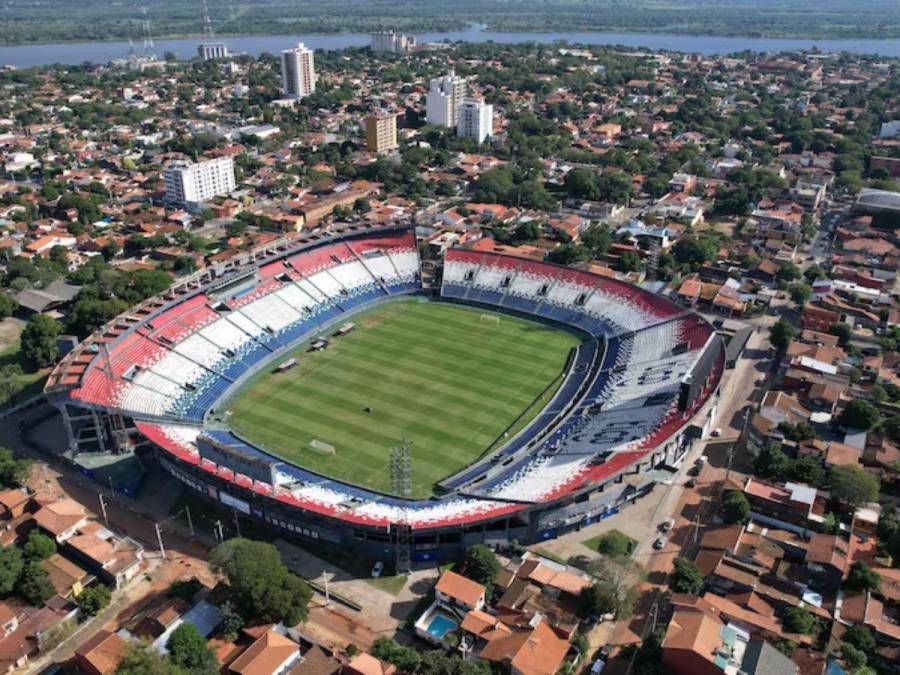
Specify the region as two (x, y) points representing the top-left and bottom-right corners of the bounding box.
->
(154, 522), (166, 560)
(98, 493), (108, 525)
(184, 505), (194, 536)
(215, 520), (224, 542)
(232, 509), (241, 538)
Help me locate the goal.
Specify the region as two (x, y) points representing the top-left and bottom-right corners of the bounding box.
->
(478, 314), (501, 326)
(309, 439), (336, 455)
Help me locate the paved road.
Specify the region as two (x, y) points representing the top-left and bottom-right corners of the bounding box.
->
(605, 324), (770, 662)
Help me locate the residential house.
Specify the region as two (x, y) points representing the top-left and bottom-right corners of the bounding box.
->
(435, 571), (486, 612)
(76, 629), (129, 675)
(32, 498), (89, 544)
(228, 629), (300, 675)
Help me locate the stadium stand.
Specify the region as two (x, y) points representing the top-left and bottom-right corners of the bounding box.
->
(51, 232), (722, 551)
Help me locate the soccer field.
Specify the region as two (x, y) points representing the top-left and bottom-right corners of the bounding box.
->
(225, 299), (581, 497)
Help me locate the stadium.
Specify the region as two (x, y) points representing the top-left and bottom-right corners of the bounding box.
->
(44, 225), (724, 565)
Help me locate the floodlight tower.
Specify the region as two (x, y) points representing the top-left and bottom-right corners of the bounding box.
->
(390, 440), (413, 575)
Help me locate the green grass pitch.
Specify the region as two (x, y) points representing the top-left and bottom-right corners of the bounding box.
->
(225, 299), (581, 497)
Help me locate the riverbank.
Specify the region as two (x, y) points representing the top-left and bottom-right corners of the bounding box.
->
(4, 29), (900, 68)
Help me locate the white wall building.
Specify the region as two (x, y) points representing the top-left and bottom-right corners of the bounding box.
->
(371, 31), (416, 54)
(281, 43), (316, 99)
(426, 70), (466, 128)
(197, 42), (229, 61)
(164, 157), (236, 208)
(457, 98), (493, 144)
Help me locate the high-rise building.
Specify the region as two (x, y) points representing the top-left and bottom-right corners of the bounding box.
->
(371, 31), (416, 54)
(365, 112), (398, 154)
(457, 98), (494, 144)
(164, 157), (236, 208)
(281, 43), (316, 99)
(426, 70), (466, 128)
(197, 42), (229, 61)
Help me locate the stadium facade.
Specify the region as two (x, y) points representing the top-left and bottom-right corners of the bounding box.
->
(45, 225), (724, 563)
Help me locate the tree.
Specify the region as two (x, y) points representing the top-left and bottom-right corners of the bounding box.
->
(804, 265), (825, 282)
(563, 168), (599, 200)
(789, 453), (824, 485)
(22, 531), (56, 561)
(670, 558), (704, 595)
(546, 243), (588, 266)
(779, 421), (816, 442)
(828, 322), (852, 348)
(580, 582), (616, 617)
(842, 625), (875, 654)
(782, 606), (816, 634)
(209, 538), (311, 626)
(77, 584), (111, 617)
(846, 561), (881, 592)
(581, 223), (612, 255)
(167, 623), (216, 673)
(884, 415), (900, 445)
(673, 235), (717, 268)
(582, 558), (642, 619)
(372, 637), (422, 673)
(463, 545), (500, 587)
(20, 314), (62, 368)
(841, 643), (867, 671)
(618, 251), (642, 273)
(593, 530), (636, 558)
(0, 546), (24, 596)
(722, 491), (750, 524)
(115, 643), (182, 675)
(0, 447), (30, 487)
(777, 262), (801, 283)
(16, 561), (54, 606)
(789, 283), (812, 305)
(755, 443), (792, 478)
(217, 601), (243, 638)
(769, 319), (796, 352)
(829, 465), (879, 509)
(838, 399), (880, 431)
(0, 294), (17, 319)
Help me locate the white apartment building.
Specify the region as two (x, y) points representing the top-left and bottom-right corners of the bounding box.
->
(457, 98), (493, 144)
(371, 31), (416, 54)
(281, 43), (316, 99)
(197, 42), (229, 61)
(426, 70), (466, 128)
(164, 157), (236, 208)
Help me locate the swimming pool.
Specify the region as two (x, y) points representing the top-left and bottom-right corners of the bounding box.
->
(426, 613), (458, 639)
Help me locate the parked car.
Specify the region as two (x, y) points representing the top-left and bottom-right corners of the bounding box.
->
(371, 561), (384, 578)
(687, 465), (701, 477)
(711, 428), (722, 437)
(653, 537), (668, 550)
(659, 518), (675, 533)
(685, 478), (697, 488)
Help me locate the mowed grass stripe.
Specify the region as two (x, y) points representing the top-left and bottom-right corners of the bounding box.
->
(372, 311), (569, 365)
(227, 300), (580, 496)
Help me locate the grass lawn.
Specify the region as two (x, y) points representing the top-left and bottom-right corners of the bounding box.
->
(584, 529), (638, 558)
(226, 299), (580, 497)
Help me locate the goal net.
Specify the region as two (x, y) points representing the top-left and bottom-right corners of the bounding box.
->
(309, 439), (336, 455)
(479, 314), (501, 326)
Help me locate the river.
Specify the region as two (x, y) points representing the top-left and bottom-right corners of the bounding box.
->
(3, 28), (900, 68)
